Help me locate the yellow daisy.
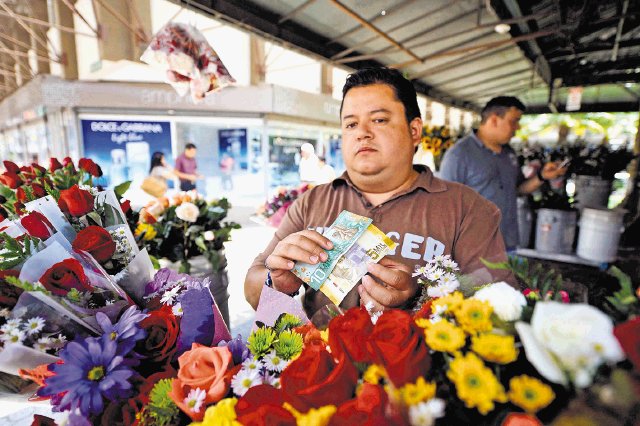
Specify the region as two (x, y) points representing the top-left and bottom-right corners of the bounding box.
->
(432, 291), (465, 314)
(284, 403), (336, 426)
(447, 352), (507, 415)
(191, 398), (240, 426)
(397, 376), (437, 406)
(454, 299), (494, 334)
(471, 333), (519, 364)
(424, 320), (466, 353)
(508, 375), (555, 414)
(134, 223), (157, 241)
(363, 364), (386, 385)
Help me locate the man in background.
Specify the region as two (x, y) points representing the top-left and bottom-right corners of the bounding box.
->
(298, 142), (320, 184)
(440, 97), (567, 250)
(175, 143), (203, 191)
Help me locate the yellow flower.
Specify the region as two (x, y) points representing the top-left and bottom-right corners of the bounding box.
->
(134, 223), (157, 241)
(363, 364), (386, 385)
(397, 376), (437, 406)
(191, 398), (240, 426)
(432, 291), (464, 314)
(319, 329), (329, 343)
(284, 403), (336, 426)
(455, 299), (494, 334)
(424, 320), (466, 353)
(414, 318), (430, 329)
(471, 333), (519, 364)
(447, 352), (507, 415)
(508, 375), (555, 414)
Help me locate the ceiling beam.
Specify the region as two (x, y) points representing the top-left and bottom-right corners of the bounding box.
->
(0, 8), (94, 37)
(409, 45), (516, 80)
(611, 0), (630, 61)
(278, 0), (317, 24)
(0, 1), (60, 61)
(452, 67), (535, 93)
(433, 57), (526, 87)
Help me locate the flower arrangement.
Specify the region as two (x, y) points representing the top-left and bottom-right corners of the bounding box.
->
(256, 183), (311, 228)
(135, 192), (240, 274)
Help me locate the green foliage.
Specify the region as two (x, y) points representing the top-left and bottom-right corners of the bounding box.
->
(274, 313), (303, 334)
(5, 276), (47, 293)
(113, 181), (131, 199)
(0, 233), (39, 270)
(481, 256), (564, 300)
(139, 378), (180, 426)
(274, 330), (303, 360)
(247, 327), (277, 358)
(605, 266), (639, 320)
(43, 180), (60, 201)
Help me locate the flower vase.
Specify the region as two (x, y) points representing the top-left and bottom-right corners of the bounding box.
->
(158, 252), (230, 328)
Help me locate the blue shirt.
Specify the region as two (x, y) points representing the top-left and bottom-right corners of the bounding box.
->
(439, 132), (523, 248)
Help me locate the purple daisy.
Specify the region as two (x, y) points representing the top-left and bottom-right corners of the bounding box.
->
(96, 305), (147, 354)
(39, 335), (135, 417)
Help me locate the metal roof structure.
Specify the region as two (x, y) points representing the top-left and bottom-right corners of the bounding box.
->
(180, 0), (640, 113)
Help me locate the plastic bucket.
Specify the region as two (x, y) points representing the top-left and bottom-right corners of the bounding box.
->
(535, 208), (577, 254)
(574, 175), (612, 210)
(577, 208), (625, 263)
(517, 196), (533, 248)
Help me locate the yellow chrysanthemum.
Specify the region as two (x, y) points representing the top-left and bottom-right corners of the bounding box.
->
(424, 320), (466, 353)
(134, 223), (157, 241)
(284, 402), (336, 426)
(397, 376), (437, 406)
(455, 299), (494, 334)
(508, 375), (555, 414)
(471, 333), (519, 364)
(191, 398), (240, 426)
(363, 364), (386, 385)
(432, 291), (464, 314)
(447, 352), (507, 415)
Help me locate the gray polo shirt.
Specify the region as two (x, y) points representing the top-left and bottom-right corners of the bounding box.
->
(439, 132), (523, 248)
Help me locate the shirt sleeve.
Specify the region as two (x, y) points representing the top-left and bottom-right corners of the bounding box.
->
(439, 147), (466, 184)
(175, 156), (184, 173)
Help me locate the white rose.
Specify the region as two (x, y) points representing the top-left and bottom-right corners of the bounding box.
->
(473, 281), (526, 322)
(175, 202), (199, 222)
(203, 230), (215, 241)
(515, 301), (624, 387)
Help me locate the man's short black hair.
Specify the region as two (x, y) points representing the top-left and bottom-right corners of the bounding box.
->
(340, 67), (421, 125)
(185, 143), (197, 150)
(481, 96), (526, 123)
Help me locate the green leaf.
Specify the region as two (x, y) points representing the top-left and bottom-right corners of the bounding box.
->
(480, 258), (510, 270)
(5, 276), (47, 293)
(113, 181), (131, 199)
(178, 260), (190, 274)
(0, 184), (15, 199)
(194, 236), (207, 252)
(43, 180), (61, 201)
(0, 232), (20, 253)
(149, 255), (160, 270)
(85, 211), (102, 227)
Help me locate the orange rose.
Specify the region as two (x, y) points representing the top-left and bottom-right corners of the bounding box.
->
(169, 343), (233, 421)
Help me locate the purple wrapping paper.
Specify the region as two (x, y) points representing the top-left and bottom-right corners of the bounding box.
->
(253, 285), (309, 332)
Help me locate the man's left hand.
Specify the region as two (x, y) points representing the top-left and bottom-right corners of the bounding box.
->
(358, 258), (416, 312)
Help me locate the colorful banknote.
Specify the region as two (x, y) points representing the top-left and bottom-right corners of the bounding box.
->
(319, 224), (397, 305)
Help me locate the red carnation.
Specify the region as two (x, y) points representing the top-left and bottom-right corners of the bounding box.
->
(39, 258), (92, 296)
(72, 226), (116, 263)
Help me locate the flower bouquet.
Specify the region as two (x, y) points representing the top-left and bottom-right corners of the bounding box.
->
(256, 183), (311, 228)
(414, 125), (455, 171)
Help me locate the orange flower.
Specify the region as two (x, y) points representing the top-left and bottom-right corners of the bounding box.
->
(169, 343), (233, 421)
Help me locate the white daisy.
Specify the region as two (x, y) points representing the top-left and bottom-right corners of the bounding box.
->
(183, 388), (207, 413)
(172, 303), (183, 317)
(263, 351), (288, 373)
(34, 337), (53, 352)
(24, 317), (46, 335)
(426, 267), (444, 282)
(432, 254), (447, 266)
(160, 285), (182, 305)
(412, 265), (428, 278)
(1, 329), (26, 344)
(441, 256), (458, 271)
(262, 372), (280, 388)
(438, 273), (460, 290)
(241, 357), (263, 372)
(51, 334), (67, 349)
(0, 308), (10, 319)
(5, 318), (21, 328)
(408, 399), (446, 426)
(231, 368), (261, 397)
(427, 283), (453, 298)
(0, 322), (19, 334)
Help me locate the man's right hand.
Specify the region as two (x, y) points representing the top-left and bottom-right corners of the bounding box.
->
(264, 230), (333, 295)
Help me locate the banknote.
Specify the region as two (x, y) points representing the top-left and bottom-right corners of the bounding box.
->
(293, 210), (372, 290)
(319, 224), (397, 305)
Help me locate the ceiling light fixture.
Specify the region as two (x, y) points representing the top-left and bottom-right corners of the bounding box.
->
(380, 10), (386, 16)
(494, 23), (511, 34)
(579, 59), (588, 65)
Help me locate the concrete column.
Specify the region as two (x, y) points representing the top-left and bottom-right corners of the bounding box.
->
(320, 64), (333, 95)
(249, 35), (266, 85)
(29, 0), (50, 74)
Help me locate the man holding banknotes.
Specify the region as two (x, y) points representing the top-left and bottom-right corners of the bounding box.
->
(245, 67), (514, 317)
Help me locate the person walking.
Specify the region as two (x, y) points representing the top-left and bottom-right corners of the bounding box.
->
(175, 143), (203, 192)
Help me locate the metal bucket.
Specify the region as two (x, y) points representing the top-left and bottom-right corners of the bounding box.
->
(517, 196), (533, 248)
(577, 208), (625, 263)
(535, 208), (577, 254)
(574, 175), (612, 210)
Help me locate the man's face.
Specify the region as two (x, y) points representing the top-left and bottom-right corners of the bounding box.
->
(185, 147), (196, 158)
(493, 107), (522, 144)
(341, 84), (421, 177)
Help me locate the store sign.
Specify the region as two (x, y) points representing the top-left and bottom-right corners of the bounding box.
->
(218, 128), (248, 170)
(80, 119), (172, 188)
(566, 87), (583, 112)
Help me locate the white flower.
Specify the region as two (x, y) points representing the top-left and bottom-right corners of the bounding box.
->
(24, 317), (46, 335)
(203, 230), (215, 241)
(473, 282), (527, 322)
(426, 267), (444, 282)
(5, 318), (21, 328)
(515, 301), (624, 388)
(441, 256), (458, 271)
(0, 308), (10, 319)
(172, 303), (183, 317)
(51, 334), (67, 349)
(263, 350), (288, 372)
(175, 202), (200, 222)
(427, 279), (459, 298)
(432, 255), (447, 266)
(160, 286), (182, 305)
(1, 322), (19, 334)
(231, 368), (262, 397)
(262, 372), (280, 388)
(241, 357), (263, 372)
(413, 265), (428, 278)
(409, 399), (446, 426)
(183, 388), (206, 413)
(1, 329), (26, 344)
(34, 337), (53, 352)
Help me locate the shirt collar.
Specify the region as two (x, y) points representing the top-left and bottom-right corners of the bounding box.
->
(332, 165), (448, 193)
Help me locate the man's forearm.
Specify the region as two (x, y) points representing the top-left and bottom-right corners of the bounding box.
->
(518, 175), (543, 195)
(244, 266), (268, 310)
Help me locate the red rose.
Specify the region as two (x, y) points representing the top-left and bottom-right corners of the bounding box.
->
(366, 310), (431, 387)
(72, 226), (116, 263)
(614, 317), (640, 372)
(120, 199), (131, 215)
(137, 364), (177, 403)
(58, 185), (94, 217)
(329, 307), (374, 363)
(17, 183), (46, 203)
(31, 163), (46, 175)
(21, 211), (54, 240)
(281, 344), (358, 412)
(79, 158), (103, 177)
(329, 384), (391, 426)
(39, 258), (92, 296)
(0, 172), (23, 189)
(3, 160), (19, 174)
(135, 305), (179, 366)
(236, 385), (296, 426)
(49, 158), (63, 172)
